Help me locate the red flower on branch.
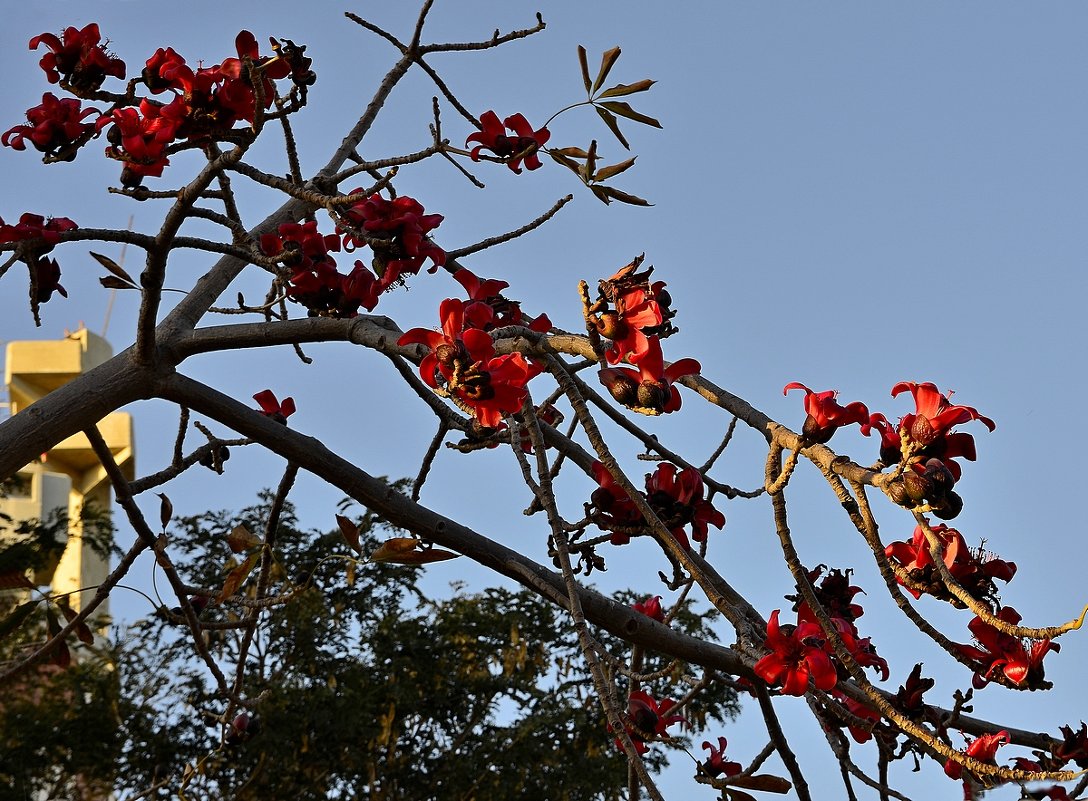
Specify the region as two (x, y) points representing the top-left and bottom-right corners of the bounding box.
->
(885, 523), (1016, 604)
(890, 381), (995, 449)
(453, 267), (552, 333)
(644, 462), (725, 549)
(601, 284), (664, 365)
(253, 390), (295, 424)
(956, 606), (1058, 690)
(338, 192), (445, 287)
(0, 213), (77, 248)
(783, 382), (869, 444)
(588, 461), (644, 544)
(99, 97), (188, 182)
(700, 736), (742, 778)
(632, 595), (666, 623)
(399, 299), (540, 429)
(466, 111), (551, 173)
(944, 730), (1009, 780)
(893, 663), (935, 718)
(3, 93), (101, 158)
(617, 690), (686, 754)
(30, 23), (126, 92)
(598, 338), (700, 415)
(753, 609), (838, 696)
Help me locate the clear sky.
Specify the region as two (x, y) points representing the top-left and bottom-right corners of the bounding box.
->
(2, 2), (1086, 798)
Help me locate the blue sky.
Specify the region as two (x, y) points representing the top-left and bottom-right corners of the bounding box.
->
(3, 2), (1087, 798)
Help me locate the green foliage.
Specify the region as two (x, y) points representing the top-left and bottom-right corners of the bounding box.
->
(1, 490), (736, 800)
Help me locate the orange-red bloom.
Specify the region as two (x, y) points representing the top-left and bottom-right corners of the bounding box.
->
(783, 382), (869, 444)
(956, 607), (1058, 690)
(30, 24), (126, 91)
(253, 390), (295, 424)
(754, 609), (838, 696)
(466, 111), (551, 173)
(944, 730), (1009, 780)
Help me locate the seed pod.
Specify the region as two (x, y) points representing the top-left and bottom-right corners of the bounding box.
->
(903, 471), (931, 504)
(637, 381), (668, 411)
(931, 491), (964, 520)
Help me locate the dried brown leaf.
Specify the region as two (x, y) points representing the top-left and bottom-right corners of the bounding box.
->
(226, 524), (262, 554)
(593, 157), (637, 182)
(599, 101), (662, 129)
(90, 251), (136, 285)
(217, 552), (260, 602)
(592, 46), (622, 94)
(156, 493), (173, 531)
(594, 105), (630, 150)
(99, 276), (137, 290)
(370, 537), (459, 565)
(548, 150), (587, 176)
(598, 79), (656, 99)
(335, 514), (361, 554)
(596, 186), (652, 207)
(577, 45), (592, 94)
(729, 775), (792, 793)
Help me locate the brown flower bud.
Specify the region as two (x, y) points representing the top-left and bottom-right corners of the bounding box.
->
(600, 371), (639, 407)
(903, 472), (931, 504)
(931, 490), (963, 520)
(910, 414), (938, 447)
(595, 311), (628, 341)
(637, 381), (669, 411)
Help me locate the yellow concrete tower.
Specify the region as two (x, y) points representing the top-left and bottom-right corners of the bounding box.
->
(1, 327), (134, 618)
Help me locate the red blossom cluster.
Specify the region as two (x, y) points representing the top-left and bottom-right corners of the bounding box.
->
(956, 607), (1058, 690)
(587, 461), (725, 549)
(616, 690), (685, 755)
(30, 23), (126, 91)
(699, 736), (741, 778)
(253, 390), (295, 424)
(944, 730), (1009, 780)
(466, 111), (551, 173)
(631, 595), (666, 623)
(399, 298), (540, 430)
(7, 25), (315, 186)
(454, 267), (552, 334)
(885, 523), (1016, 605)
(336, 192), (446, 285)
(1, 93), (100, 159)
(783, 382), (869, 444)
(0, 212), (78, 317)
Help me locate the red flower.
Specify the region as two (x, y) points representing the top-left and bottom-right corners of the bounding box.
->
(100, 97), (188, 181)
(453, 267), (552, 333)
(338, 193), (445, 287)
(890, 381), (995, 448)
(253, 390), (295, 424)
(632, 595), (666, 623)
(944, 730), (1009, 780)
(753, 609), (838, 696)
(700, 736), (742, 778)
(0, 213), (77, 248)
(644, 462), (725, 548)
(30, 24), (126, 92)
(1053, 723), (1088, 769)
(893, 663), (935, 718)
(3, 93), (101, 159)
(601, 284), (665, 365)
(31, 256), (67, 304)
(466, 111), (551, 173)
(956, 606), (1058, 690)
(783, 382), (869, 444)
(599, 338), (700, 415)
(398, 299), (540, 430)
(829, 690), (883, 744)
(588, 462), (644, 544)
(885, 523), (1016, 603)
(618, 690), (686, 754)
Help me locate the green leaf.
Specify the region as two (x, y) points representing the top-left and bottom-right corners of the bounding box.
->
(594, 105), (630, 150)
(599, 101), (662, 129)
(90, 251), (136, 285)
(598, 79), (656, 99)
(593, 157), (637, 182)
(577, 45), (592, 95)
(595, 186), (652, 207)
(592, 46), (622, 94)
(0, 599), (39, 641)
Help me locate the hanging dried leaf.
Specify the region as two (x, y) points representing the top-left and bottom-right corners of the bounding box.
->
(729, 774), (792, 793)
(584, 139), (598, 182)
(90, 251), (137, 285)
(46, 604), (62, 637)
(335, 514), (361, 554)
(594, 105), (630, 150)
(0, 600), (40, 641)
(549, 150), (585, 176)
(550, 146), (591, 159)
(99, 276), (137, 290)
(51, 639), (72, 669)
(370, 537), (459, 565)
(599, 101), (662, 129)
(577, 45), (592, 94)
(598, 79), (656, 99)
(592, 46), (622, 94)
(156, 493), (173, 531)
(593, 157), (637, 182)
(595, 186), (652, 207)
(57, 599), (94, 644)
(227, 524), (262, 554)
(217, 552), (260, 602)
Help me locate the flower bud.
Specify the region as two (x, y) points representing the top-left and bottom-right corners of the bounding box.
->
(910, 414), (938, 447)
(637, 381), (669, 411)
(903, 472), (931, 504)
(931, 490), (963, 520)
(595, 311), (628, 341)
(599, 370), (639, 407)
